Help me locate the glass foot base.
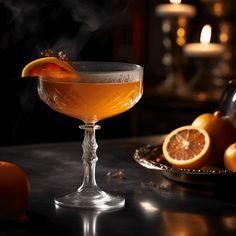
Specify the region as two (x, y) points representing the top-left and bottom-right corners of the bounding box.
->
(54, 188), (125, 210)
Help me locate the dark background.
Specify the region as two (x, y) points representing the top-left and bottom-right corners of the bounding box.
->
(0, 0), (226, 145)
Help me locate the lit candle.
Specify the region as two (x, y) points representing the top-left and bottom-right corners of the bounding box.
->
(184, 24), (225, 57)
(156, 0), (196, 18)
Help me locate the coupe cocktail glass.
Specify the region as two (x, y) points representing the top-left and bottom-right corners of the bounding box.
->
(37, 61), (143, 210)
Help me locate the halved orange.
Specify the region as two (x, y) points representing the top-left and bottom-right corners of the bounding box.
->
(21, 57), (76, 77)
(162, 125), (211, 169)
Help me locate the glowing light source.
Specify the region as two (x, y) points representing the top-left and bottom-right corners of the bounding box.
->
(156, 0), (196, 17)
(170, 0), (181, 4)
(184, 24), (225, 57)
(200, 24), (212, 44)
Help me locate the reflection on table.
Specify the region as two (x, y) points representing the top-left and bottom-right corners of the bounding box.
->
(1, 135), (236, 235)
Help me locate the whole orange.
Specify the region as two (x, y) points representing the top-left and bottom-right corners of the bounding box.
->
(192, 111), (236, 164)
(0, 161), (31, 221)
(224, 143), (236, 171)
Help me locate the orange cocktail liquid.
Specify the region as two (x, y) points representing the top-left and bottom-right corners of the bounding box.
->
(38, 80), (142, 123)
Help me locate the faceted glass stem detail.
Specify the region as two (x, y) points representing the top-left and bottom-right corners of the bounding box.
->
(54, 124), (125, 209)
(79, 124), (100, 192)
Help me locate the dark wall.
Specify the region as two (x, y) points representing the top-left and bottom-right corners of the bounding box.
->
(0, 0), (224, 145)
(0, 0), (147, 145)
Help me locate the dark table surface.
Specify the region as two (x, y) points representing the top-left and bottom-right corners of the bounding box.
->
(1, 135), (236, 236)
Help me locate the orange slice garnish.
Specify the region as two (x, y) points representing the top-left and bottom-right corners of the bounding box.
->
(162, 125), (211, 169)
(21, 57), (76, 77)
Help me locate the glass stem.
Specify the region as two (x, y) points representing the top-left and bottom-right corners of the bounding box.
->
(79, 124), (101, 191)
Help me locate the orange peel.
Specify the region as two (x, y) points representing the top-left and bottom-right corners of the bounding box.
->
(224, 142), (236, 171)
(21, 57), (76, 77)
(0, 161), (31, 221)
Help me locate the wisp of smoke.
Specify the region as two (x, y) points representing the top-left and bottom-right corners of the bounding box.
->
(0, 0), (47, 43)
(0, 0), (117, 59)
(53, 0), (116, 59)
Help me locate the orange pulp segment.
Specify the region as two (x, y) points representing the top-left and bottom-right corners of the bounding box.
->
(162, 125), (211, 169)
(21, 57), (77, 77)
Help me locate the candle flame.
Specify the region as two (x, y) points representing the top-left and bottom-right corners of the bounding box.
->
(200, 24), (212, 44)
(170, 0), (181, 4)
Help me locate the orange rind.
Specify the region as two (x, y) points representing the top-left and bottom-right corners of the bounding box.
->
(224, 142), (236, 171)
(192, 111), (236, 164)
(0, 161), (31, 221)
(21, 57), (77, 77)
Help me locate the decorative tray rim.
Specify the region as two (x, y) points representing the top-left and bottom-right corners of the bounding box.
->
(133, 144), (236, 176)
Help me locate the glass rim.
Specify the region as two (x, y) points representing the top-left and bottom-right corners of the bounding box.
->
(38, 61), (143, 83)
(68, 61), (144, 73)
